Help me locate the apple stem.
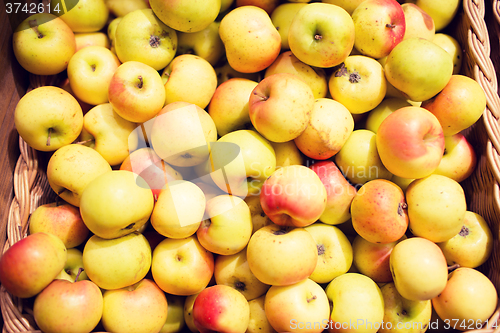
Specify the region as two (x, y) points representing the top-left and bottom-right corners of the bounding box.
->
(74, 267), (84, 283)
(74, 138), (94, 145)
(314, 34), (322, 40)
(386, 23), (396, 29)
(307, 295), (317, 303)
(448, 264), (460, 272)
(252, 90), (268, 101)
(46, 128), (52, 147)
(398, 202), (408, 216)
(136, 76), (144, 89)
(29, 20), (43, 38)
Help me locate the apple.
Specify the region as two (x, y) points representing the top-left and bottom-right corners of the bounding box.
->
(432, 132), (477, 182)
(351, 179), (408, 244)
(151, 180), (206, 239)
(244, 194), (274, 235)
(193, 284), (250, 333)
(214, 247), (270, 301)
(105, 0), (149, 17)
(59, 77), (94, 114)
(184, 292), (201, 333)
(384, 37), (454, 102)
(421, 74), (487, 136)
(246, 224), (318, 286)
(321, 0), (365, 15)
(150, 0), (221, 33)
(28, 201), (89, 249)
(365, 97), (412, 133)
(271, 3), (308, 50)
(376, 106), (445, 179)
(265, 278), (330, 333)
(432, 267), (498, 330)
(249, 73), (315, 143)
(215, 62), (261, 86)
(208, 78), (258, 136)
(12, 13), (76, 75)
(329, 55), (387, 114)
(437, 211), (493, 269)
(176, 21), (224, 67)
(236, 0), (280, 15)
(162, 54), (218, 109)
(390, 175), (415, 193)
(46, 144), (112, 207)
(335, 129), (393, 185)
(14, 86), (83, 152)
(247, 295), (277, 333)
(325, 273), (385, 333)
(390, 237), (448, 301)
(151, 235), (214, 296)
(0, 232), (67, 299)
(79, 103), (139, 167)
(406, 174), (467, 243)
(79, 170), (154, 239)
(304, 222), (353, 284)
(432, 33), (463, 74)
(265, 50), (328, 99)
(219, 5), (281, 73)
(288, 3), (355, 68)
(402, 3), (435, 40)
(67, 45), (120, 106)
(74, 31), (110, 51)
(271, 140), (305, 169)
(260, 165), (327, 227)
(310, 160), (357, 225)
(352, 235), (406, 284)
(161, 294), (186, 333)
(410, 0), (460, 31)
(351, 0), (406, 59)
(294, 98), (354, 160)
(194, 181), (226, 202)
(108, 60), (166, 123)
(378, 282), (433, 333)
(33, 278), (103, 333)
(101, 279), (168, 333)
(54, 248), (88, 282)
(52, 0), (109, 32)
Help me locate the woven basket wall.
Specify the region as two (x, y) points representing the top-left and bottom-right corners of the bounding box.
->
(2, 1), (500, 332)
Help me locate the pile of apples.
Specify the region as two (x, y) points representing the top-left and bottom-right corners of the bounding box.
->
(1, 0), (499, 332)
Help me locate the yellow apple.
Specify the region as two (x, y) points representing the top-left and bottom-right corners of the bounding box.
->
(321, 0), (366, 15)
(161, 294), (186, 333)
(365, 97), (412, 133)
(183, 292), (200, 333)
(53, 0), (109, 33)
(432, 33), (463, 74)
(402, 3), (435, 40)
(432, 132), (477, 183)
(247, 295), (277, 333)
(105, 0), (149, 17)
(176, 21), (225, 66)
(412, 0), (460, 31)
(74, 31), (110, 51)
(271, 140), (305, 169)
(271, 3), (308, 50)
(244, 194), (274, 235)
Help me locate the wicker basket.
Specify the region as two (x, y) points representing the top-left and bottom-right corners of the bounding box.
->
(2, 1), (500, 332)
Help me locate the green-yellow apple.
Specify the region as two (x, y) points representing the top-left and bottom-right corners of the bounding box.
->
(288, 3), (355, 68)
(384, 37), (454, 102)
(161, 294), (186, 333)
(33, 278), (103, 333)
(176, 21), (224, 66)
(150, 0), (221, 33)
(150, 102), (217, 168)
(108, 60), (166, 123)
(310, 160), (357, 225)
(421, 74), (486, 136)
(83, 232), (151, 290)
(247, 295), (277, 333)
(204, 129), (276, 197)
(391, 175), (415, 193)
(152, 235), (214, 296)
(260, 165), (327, 227)
(46, 144), (112, 207)
(214, 247), (270, 301)
(304, 223), (353, 284)
(437, 211), (493, 269)
(351, 179), (408, 244)
(294, 98), (354, 160)
(390, 237), (448, 301)
(74, 31), (110, 51)
(402, 3), (435, 40)
(271, 3), (308, 50)
(208, 78), (258, 136)
(432, 267), (498, 331)
(352, 235), (406, 283)
(59, 77), (94, 114)
(193, 284), (250, 333)
(0, 232), (67, 299)
(432, 133), (477, 182)
(220, 0), (234, 12)
(54, 248), (88, 282)
(14, 86), (83, 152)
(67, 45), (120, 106)
(271, 140), (305, 169)
(246, 224), (318, 286)
(265, 51), (328, 99)
(375, 106), (445, 179)
(236, 0), (279, 15)
(219, 5), (281, 73)
(215, 61), (261, 86)
(432, 33), (462, 74)
(197, 194), (253, 255)
(12, 13), (76, 75)
(325, 273), (385, 333)
(249, 73), (315, 143)
(162, 54), (218, 109)
(79, 170), (154, 239)
(335, 129), (393, 185)
(105, 0), (149, 17)
(321, 0), (365, 15)
(101, 279), (168, 333)
(378, 282), (432, 333)
(28, 202), (89, 249)
(151, 180), (206, 239)
(244, 194), (274, 235)
(365, 97), (412, 133)
(329, 55), (387, 114)
(53, 0), (108, 32)
(406, 174), (466, 243)
(410, 0), (460, 31)
(184, 292), (200, 333)
(351, 0), (406, 59)
(79, 103), (139, 167)
(107, 16), (122, 54)
(265, 278), (330, 333)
